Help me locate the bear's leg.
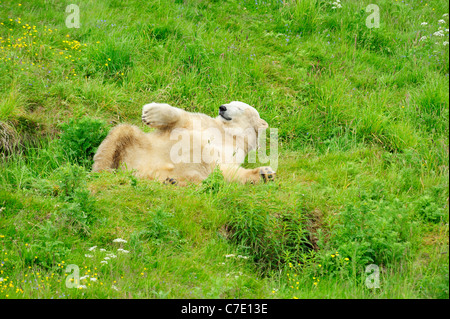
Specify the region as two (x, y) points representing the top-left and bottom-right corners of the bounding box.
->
(92, 124), (147, 172)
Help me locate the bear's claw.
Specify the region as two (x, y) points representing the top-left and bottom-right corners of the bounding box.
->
(164, 177), (178, 185)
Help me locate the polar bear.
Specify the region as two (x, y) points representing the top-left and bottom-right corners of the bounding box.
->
(92, 101), (276, 185)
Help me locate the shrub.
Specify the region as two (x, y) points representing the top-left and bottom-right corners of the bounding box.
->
(320, 188), (417, 272)
(53, 163), (97, 236)
(414, 195), (446, 224)
(57, 117), (109, 167)
(226, 200), (311, 271)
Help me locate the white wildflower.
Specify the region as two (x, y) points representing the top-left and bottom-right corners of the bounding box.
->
(225, 254), (235, 258)
(331, 0), (342, 9)
(112, 285), (119, 291)
(438, 19), (446, 24)
(80, 275), (89, 280)
(421, 22), (428, 26)
(237, 255), (249, 259)
(90, 277), (97, 281)
(78, 285), (87, 289)
(100, 260), (108, 264)
(88, 246), (97, 251)
(434, 30), (445, 37)
(100, 248), (106, 252)
(113, 238), (127, 243)
(443, 13), (449, 17)
(84, 254), (94, 258)
(0, 278), (3, 282)
(444, 41), (449, 46)
(419, 36), (427, 42)
(446, 29), (449, 32)
(104, 257), (110, 260)
(117, 248), (129, 254)
(106, 253), (117, 258)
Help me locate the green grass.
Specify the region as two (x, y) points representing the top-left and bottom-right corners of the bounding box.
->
(0, 0), (448, 299)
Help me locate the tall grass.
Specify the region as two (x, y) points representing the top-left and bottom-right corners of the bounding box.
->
(0, 0), (448, 299)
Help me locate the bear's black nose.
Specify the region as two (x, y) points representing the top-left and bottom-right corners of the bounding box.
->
(219, 105), (227, 112)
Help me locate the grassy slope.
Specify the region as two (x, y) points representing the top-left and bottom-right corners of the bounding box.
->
(0, 0), (448, 299)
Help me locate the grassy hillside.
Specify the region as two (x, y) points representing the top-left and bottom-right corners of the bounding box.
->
(0, 0), (448, 299)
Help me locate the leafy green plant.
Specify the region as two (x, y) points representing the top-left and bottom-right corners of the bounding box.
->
(57, 117), (109, 167)
(226, 205), (311, 271)
(52, 163), (97, 236)
(135, 208), (181, 246)
(320, 189), (417, 271)
(24, 220), (71, 269)
(414, 195), (446, 223)
(199, 167), (225, 194)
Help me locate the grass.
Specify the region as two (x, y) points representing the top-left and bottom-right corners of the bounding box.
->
(0, 0), (448, 299)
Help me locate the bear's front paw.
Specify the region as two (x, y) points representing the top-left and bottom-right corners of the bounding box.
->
(142, 103), (177, 128)
(259, 167), (276, 183)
